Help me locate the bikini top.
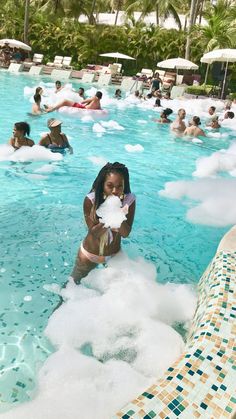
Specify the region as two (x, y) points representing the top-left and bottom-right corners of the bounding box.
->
(86, 192), (136, 208)
(46, 133), (68, 149)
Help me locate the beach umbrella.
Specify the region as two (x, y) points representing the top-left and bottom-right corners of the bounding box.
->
(0, 38), (31, 51)
(156, 57), (199, 70)
(201, 49), (236, 98)
(99, 52), (135, 62)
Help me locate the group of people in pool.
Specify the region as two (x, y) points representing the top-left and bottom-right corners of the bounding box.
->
(9, 119), (73, 153)
(31, 83), (103, 115)
(153, 103), (235, 137)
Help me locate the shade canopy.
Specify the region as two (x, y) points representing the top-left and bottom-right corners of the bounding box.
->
(157, 57), (198, 70)
(0, 39), (31, 51)
(99, 52), (135, 61)
(200, 49), (236, 64)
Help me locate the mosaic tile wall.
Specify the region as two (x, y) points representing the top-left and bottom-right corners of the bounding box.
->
(114, 250), (236, 418)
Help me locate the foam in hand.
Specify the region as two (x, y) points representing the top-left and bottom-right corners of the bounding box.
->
(96, 195), (127, 228)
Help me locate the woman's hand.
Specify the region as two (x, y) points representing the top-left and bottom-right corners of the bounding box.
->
(90, 222), (107, 238)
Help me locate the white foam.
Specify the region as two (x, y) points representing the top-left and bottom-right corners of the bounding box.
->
(125, 144), (144, 153)
(193, 141), (236, 178)
(87, 156), (108, 166)
(92, 123), (106, 133)
(3, 254), (196, 419)
(159, 178), (236, 226)
(96, 195), (127, 228)
(0, 145), (63, 162)
(100, 120), (125, 130)
(192, 138), (203, 144)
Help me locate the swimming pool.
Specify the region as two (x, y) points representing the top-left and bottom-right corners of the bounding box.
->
(0, 71), (234, 417)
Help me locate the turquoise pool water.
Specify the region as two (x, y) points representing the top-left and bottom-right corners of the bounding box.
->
(0, 72), (231, 411)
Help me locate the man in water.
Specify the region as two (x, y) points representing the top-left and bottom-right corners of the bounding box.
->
(46, 91), (103, 112)
(184, 116), (206, 137)
(171, 109), (186, 134)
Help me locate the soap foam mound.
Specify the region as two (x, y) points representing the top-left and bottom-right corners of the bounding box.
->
(3, 253), (196, 419)
(101, 120), (125, 130)
(0, 145), (63, 162)
(96, 195), (127, 228)
(92, 123), (106, 133)
(193, 141), (236, 178)
(125, 144), (144, 153)
(87, 156), (108, 166)
(159, 178), (236, 226)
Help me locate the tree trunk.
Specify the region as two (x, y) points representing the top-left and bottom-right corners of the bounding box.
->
(24, 0), (30, 44)
(156, 5), (159, 26)
(114, 0), (121, 25)
(185, 0), (196, 59)
(89, 0), (96, 24)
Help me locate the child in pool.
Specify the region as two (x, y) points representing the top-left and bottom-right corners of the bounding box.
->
(71, 162), (136, 284)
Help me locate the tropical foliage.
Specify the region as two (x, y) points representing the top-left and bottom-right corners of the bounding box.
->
(0, 0), (235, 76)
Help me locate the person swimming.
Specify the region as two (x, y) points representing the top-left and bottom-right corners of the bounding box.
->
(70, 162), (136, 284)
(46, 91), (103, 112)
(9, 122), (34, 149)
(39, 118), (73, 153)
(31, 93), (47, 115)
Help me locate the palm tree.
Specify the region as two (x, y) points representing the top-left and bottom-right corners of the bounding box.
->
(125, 0), (182, 28)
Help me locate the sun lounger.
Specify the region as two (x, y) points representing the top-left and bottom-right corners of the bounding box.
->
(51, 69), (72, 79)
(47, 55), (63, 67)
(82, 72), (96, 83)
(136, 68), (153, 78)
(97, 74), (112, 85)
(62, 56), (72, 69)
(29, 65), (43, 75)
(170, 85), (187, 99)
(8, 63), (24, 73)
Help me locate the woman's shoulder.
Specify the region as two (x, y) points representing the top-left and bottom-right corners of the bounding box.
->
(86, 191), (95, 203)
(123, 193), (136, 206)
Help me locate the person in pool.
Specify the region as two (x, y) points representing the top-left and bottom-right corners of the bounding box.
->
(171, 108), (186, 133)
(154, 108), (173, 123)
(31, 93), (47, 115)
(114, 89), (122, 99)
(55, 80), (63, 93)
(46, 91), (103, 112)
(39, 118), (73, 154)
(70, 162), (136, 284)
(184, 116), (206, 137)
(9, 122), (35, 149)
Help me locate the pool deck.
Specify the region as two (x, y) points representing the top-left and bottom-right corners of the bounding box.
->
(114, 226), (236, 418)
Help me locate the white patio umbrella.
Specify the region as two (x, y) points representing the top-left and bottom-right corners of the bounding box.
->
(0, 38), (31, 51)
(201, 49), (236, 98)
(157, 57), (199, 70)
(99, 52), (135, 62)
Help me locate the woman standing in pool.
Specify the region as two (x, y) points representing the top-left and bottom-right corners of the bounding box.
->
(9, 122), (34, 149)
(39, 118), (73, 154)
(71, 162), (136, 284)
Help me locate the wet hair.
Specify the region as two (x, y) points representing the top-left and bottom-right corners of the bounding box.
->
(209, 106), (216, 112)
(35, 87), (42, 95)
(14, 122), (30, 136)
(115, 89), (121, 95)
(91, 162), (131, 210)
(55, 80), (61, 86)
(78, 87), (84, 93)
(155, 98), (161, 107)
(178, 108), (186, 116)
(193, 116), (201, 125)
(226, 111), (234, 119)
(96, 91), (102, 99)
(146, 93), (153, 99)
(162, 108), (173, 117)
(134, 90), (140, 97)
(34, 93), (41, 103)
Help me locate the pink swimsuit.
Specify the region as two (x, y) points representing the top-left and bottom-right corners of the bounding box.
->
(72, 103), (86, 109)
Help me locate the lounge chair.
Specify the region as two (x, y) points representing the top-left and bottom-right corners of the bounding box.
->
(23, 53), (44, 69)
(136, 68), (153, 78)
(62, 56), (72, 69)
(47, 56), (63, 67)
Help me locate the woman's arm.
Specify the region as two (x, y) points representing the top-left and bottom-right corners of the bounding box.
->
(62, 134), (73, 154)
(83, 197), (107, 238)
(118, 200), (136, 238)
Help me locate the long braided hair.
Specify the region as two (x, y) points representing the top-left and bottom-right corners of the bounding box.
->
(91, 162), (131, 212)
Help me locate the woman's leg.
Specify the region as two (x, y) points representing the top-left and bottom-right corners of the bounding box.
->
(46, 99), (74, 112)
(71, 249), (97, 285)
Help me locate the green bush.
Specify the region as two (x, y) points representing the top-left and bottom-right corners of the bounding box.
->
(186, 85), (214, 96)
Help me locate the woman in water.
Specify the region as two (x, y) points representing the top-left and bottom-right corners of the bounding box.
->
(184, 116), (206, 137)
(9, 122), (34, 149)
(71, 162), (136, 284)
(154, 108), (173, 123)
(39, 118), (73, 153)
